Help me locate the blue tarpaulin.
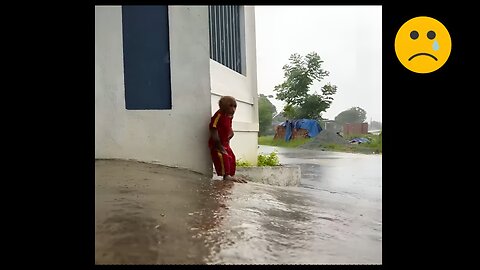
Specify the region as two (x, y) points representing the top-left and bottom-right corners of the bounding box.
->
(281, 119), (322, 142)
(349, 137), (370, 144)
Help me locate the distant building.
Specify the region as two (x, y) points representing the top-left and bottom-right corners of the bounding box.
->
(343, 123), (368, 135)
(322, 120), (341, 131)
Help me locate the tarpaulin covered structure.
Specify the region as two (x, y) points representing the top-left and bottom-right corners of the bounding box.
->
(274, 119), (322, 142)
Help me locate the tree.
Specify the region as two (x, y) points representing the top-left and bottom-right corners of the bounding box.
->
(334, 107), (367, 125)
(272, 112), (286, 124)
(274, 52), (337, 120)
(258, 94), (277, 136)
(370, 120), (382, 130)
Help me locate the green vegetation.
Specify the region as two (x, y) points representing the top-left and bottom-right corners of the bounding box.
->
(321, 143), (380, 154)
(258, 132), (382, 154)
(258, 94), (277, 136)
(236, 159), (253, 167)
(274, 52), (337, 120)
(319, 133), (382, 154)
(257, 151), (280, 166)
(236, 151), (281, 167)
(258, 136), (313, 148)
(334, 107), (367, 125)
(370, 120), (382, 130)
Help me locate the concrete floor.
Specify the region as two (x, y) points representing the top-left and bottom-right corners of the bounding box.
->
(95, 147), (381, 264)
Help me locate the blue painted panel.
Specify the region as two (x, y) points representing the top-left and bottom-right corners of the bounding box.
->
(122, 6), (171, 110)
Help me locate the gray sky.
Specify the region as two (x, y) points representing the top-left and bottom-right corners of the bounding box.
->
(255, 6), (382, 122)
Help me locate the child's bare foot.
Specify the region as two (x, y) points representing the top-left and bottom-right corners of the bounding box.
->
(223, 175), (235, 182)
(224, 175), (247, 183)
(236, 176), (248, 183)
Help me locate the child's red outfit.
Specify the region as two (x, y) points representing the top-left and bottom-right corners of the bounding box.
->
(208, 110), (236, 176)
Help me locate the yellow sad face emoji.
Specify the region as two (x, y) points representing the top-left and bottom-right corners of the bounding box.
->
(395, 16), (451, 73)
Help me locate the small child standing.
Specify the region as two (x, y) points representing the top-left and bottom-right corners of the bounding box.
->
(208, 96), (247, 183)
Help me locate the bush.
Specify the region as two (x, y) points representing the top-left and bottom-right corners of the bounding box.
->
(257, 151), (280, 166)
(236, 159), (253, 167)
(236, 151), (281, 167)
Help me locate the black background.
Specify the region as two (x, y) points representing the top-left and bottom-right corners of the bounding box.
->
(7, 1), (473, 267)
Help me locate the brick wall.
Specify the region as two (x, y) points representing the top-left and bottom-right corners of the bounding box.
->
(343, 123), (368, 135)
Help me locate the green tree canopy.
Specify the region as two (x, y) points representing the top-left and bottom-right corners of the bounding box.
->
(272, 112), (286, 124)
(334, 107), (367, 125)
(370, 120), (382, 130)
(274, 52), (337, 120)
(258, 94), (277, 136)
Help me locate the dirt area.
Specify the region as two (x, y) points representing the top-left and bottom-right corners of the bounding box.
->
(300, 130), (379, 154)
(300, 129), (348, 147)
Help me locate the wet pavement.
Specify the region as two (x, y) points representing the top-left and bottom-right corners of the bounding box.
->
(95, 147), (382, 264)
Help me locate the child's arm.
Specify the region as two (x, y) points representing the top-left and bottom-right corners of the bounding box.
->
(210, 128), (227, 154)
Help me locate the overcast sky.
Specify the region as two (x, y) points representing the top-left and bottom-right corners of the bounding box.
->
(254, 5), (382, 122)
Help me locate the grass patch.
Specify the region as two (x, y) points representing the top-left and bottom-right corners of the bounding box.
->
(258, 136), (313, 148)
(257, 133), (382, 154)
(321, 143), (377, 154)
(322, 133), (382, 154)
(346, 133), (382, 154)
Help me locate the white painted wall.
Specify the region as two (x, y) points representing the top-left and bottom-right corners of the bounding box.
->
(210, 6), (259, 165)
(95, 6), (213, 176)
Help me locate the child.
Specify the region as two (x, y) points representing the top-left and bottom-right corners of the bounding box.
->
(208, 96), (247, 183)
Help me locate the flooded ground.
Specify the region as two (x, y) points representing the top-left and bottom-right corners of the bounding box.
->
(95, 147), (381, 264)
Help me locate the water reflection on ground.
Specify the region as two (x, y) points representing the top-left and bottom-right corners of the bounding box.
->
(95, 147), (381, 264)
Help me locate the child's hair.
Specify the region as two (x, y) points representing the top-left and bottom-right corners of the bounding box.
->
(219, 96), (236, 108)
